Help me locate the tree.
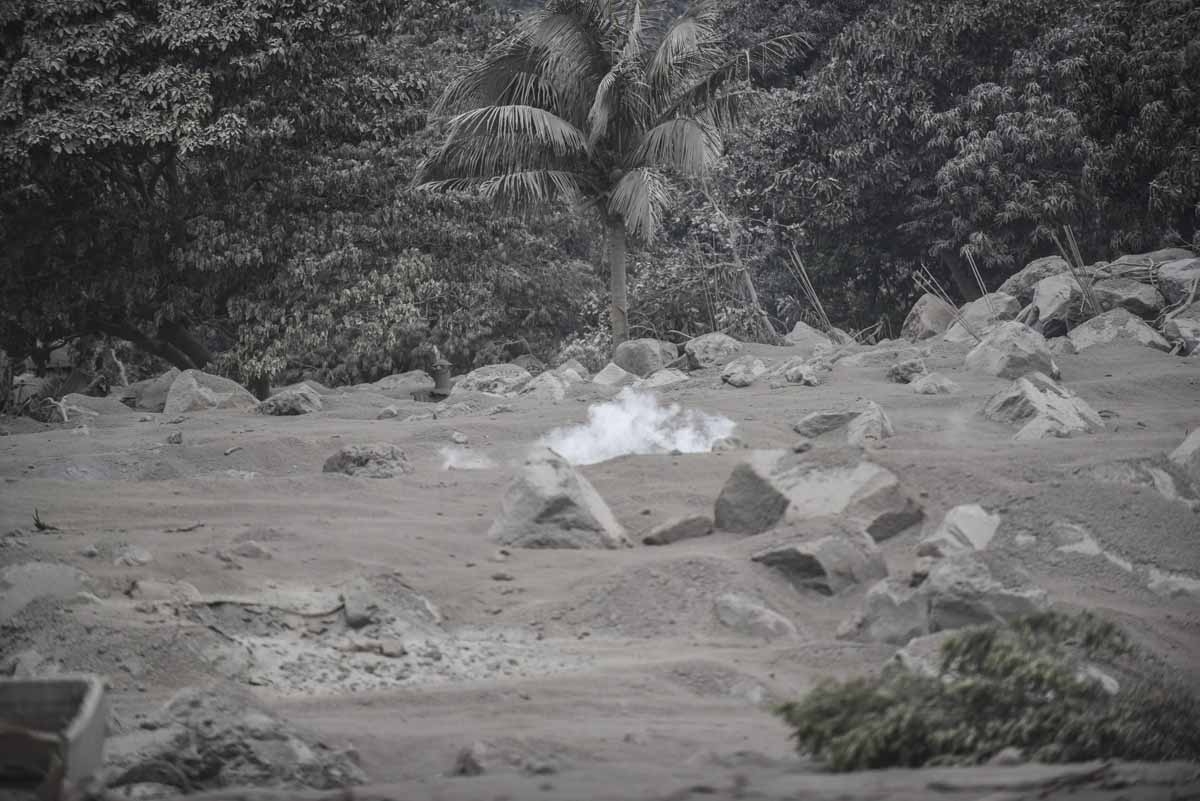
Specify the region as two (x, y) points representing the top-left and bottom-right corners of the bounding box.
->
(417, 0), (800, 344)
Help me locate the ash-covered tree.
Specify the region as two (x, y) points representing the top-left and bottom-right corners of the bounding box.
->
(0, 0), (406, 372)
(417, 0), (800, 344)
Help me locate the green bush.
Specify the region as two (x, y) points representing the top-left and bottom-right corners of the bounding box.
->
(776, 612), (1200, 770)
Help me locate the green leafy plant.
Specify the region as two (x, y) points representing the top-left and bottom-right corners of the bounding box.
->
(776, 612), (1200, 771)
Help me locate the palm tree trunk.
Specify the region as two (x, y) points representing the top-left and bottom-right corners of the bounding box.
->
(607, 220), (630, 344)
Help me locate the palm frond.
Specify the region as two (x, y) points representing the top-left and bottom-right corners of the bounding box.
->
(479, 169), (589, 206)
(436, 34), (542, 114)
(635, 117), (719, 175)
(587, 68), (621, 148)
(608, 166), (670, 238)
(421, 132), (587, 182)
(446, 105), (590, 159)
(522, 8), (612, 123)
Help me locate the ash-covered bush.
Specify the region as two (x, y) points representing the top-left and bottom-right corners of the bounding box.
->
(776, 612), (1200, 770)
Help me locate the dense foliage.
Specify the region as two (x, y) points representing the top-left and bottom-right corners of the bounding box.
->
(713, 0), (1200, 330)
(776, 612), (1200, 770)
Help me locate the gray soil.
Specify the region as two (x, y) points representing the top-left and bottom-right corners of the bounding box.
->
(1, 338), (1198, 800)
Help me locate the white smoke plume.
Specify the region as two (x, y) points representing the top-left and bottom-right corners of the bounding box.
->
(538, 388), (736, 466)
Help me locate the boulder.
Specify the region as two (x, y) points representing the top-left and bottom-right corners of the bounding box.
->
(841, 555), (1049, 646)
(371, 370), (434, 395)
(792, 409), (862, 438)
(917, 505), (1002, 558)
(641, 515), (714, 546)
(684, 333), (743, 369)
(592, 362), (636, 387)
(1047, 337), (1078, 357)
(323, 444), (412, 478)
(451, 364), (532, 396)
(1163, 302), (1200, 355)
(126, 368), (180, 412)
(341, 577), (382, 629)
(1169, 429), (1200, 484)
(635, 368), (689, 389)
(511, 354), (546, 375)
(886, 357), (928, 384)
(613, 338), (678, 378)
(964, 321), (1059, 380)
(1158, 257), (1200, 305)
(997, 256), (1070, 303)
(520, 371), (571, 402)
(1028, 273), (1088, 336)
(163, 370), (257, 416)
(1092, 278), (1165, 318)
(103, 684), (366, 792)
(720, 356), (767, 388)
(845, 400), (894, 447)
(713, 593), (797, 640)
(713, 451), (923, 540)
(982, 372), (1103, 440)
(891, 630), (958, 678)
(257, 385), (322, 416)
(1068, 308), (1171, 352)
(487, 448), (629, 549)
(1081, 456), (1200, 509)
(901, 294), (956, 340)
(837, 345), (925, 368)
(944, 292), (1022, 343)
(751, 525), (887, 595)
(129, 579), (202, 603)
(554, 358), (590, 380)
(785, 320), (832, 353)
(60, 393), (137, 417)
(911, 373), (959, 395)
(782, 360), (821, 386)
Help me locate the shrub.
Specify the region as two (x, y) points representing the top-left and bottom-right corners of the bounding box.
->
(775, 612), (1200, 770)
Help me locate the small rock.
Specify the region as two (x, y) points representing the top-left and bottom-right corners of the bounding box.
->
(341, 578), (381, 629)
(641, 515), (714, 546)
(751, 525), (887, 595)
(636, 368), (689, 389)
(451, 431), (469, 445)
(792, 409), (862, 438)
(592, 362), (636, 387)
(231, 540), (271, 560)
(166, 431), (183, 445)
(714, 593), (797, 640)
(80, 544), (99, 558)
(791, 437), (813, 454)
(917, 505), (1002, 558)
(257, 385), (322, 416)
(114, 545), (153, 567)
(910, 373), (958, 395)
(982, 372), (1103, 440)
(711, 436), (747, 452)
(376, 406), (400, 420)
(450, 744), (487, 776)
(887, 357), (928, 384)
(845, 400), (894, 447)
(323, 444), (412, 478)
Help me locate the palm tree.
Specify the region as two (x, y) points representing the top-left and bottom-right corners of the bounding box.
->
(417, 0), (801, 344)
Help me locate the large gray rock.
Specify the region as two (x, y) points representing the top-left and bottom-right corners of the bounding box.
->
(785, 320), (832, 353)
(520, 371), (571, 402)
(684, 332), (742, 369)
(1028, 273), (1087, 336)
(982, 372), (1103, 440)
(886, 357), (928, 384)
(997, 256), (1070, 303)
(944, 292), (1021, 343)
(964, 321), (1059, 380)
(635, 368), (689, 389)
(840, 555), (1049, 646)
(1155, 256), (1200, 304)
(592, 362), (636, 387)
(792, 409), (861, 438)
(901, 294), (956, 340)
(713, 451), (923, 540)
(323, 444), (412, 478)
(372, 370), (434, 395)
(613, 338), (678, 378)
(1163, 302), (1200, 355)
(721, 355), (767, 388)
(1092, 278), (1165, 318)
(845, 400), (894, 447)
(1169, 429), (1200, 484)
(713, 593), (797, 640)
(751, 525), (887, 595)
(488, 448), (629, 549)
(257, 385), (322, 415)
(1068, 308), (1171, 352)
(917, 504), (1002, 558)
(125, 368), (180, 412)
(451, 364), (532, 396)
(642, 515), (714, 546)
(911, 373), (959, 395)
(163, 370), (257, 416)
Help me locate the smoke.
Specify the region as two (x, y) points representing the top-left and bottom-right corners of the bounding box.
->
(439, 446), (497, 471)
(538, 388), (736, 466)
